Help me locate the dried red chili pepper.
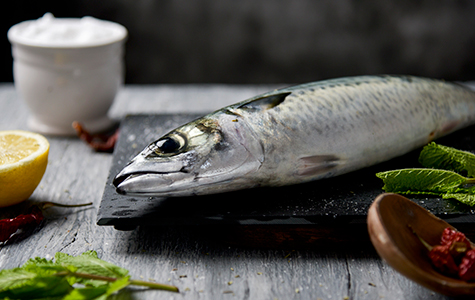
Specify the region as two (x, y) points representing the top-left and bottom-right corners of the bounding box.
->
(413, 226), (472, 278)
(428, 245), (460, 276)
(0, 201), (92, 243)
(72, 121), (119, 153)
(438, 228), (471, 262)
(0, 206), (44, 242)
(416, 227), (475, 280)
(441, 227), (471, 249)
(459, 249), (475, 281)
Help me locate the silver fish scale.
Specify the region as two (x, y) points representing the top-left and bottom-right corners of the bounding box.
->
(233, 75), (475, 185)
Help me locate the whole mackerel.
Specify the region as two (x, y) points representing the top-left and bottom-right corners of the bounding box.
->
(113, 75), (475, 197)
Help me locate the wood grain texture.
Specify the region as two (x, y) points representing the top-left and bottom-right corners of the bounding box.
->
(1, 83), (470, 299)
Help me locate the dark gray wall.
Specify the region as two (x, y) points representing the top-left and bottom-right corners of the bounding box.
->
(3, 0), (475, 84)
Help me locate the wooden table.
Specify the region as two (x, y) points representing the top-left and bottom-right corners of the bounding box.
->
(0, 82), (462, 300)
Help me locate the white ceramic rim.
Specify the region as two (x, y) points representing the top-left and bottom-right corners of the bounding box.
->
(7, 18), (128, 49)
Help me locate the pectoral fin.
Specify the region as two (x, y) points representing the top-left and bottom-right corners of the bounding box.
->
(297, 155), (341, 176)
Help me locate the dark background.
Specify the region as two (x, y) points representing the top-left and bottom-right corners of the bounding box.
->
(3, 0), (475, 84)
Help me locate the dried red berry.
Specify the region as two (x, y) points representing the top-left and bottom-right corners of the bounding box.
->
(441, 227), (471, 249)
(459, 249), (475, 281)
(437, 227), (472, 263)
(429, 245), (459, 276)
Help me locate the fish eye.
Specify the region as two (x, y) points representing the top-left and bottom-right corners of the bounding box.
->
(157, 138), (180, 153)
(153, 133), (187, 155)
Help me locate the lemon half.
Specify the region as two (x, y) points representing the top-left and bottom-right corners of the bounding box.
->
(0, 130), (49, 207)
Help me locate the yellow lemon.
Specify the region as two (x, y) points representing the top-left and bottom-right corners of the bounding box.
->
(0, 130), (49, 207)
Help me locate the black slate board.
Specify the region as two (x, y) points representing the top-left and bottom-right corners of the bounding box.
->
(97, 114), (475, 231)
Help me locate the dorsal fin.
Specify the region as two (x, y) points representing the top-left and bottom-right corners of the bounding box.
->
(238, 92), (290, 111)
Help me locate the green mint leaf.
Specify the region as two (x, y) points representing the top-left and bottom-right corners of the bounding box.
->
(0, 268), (39, 292)
(99, 276), (130, 300)
(442, 193), (475, 206)
(0, 257), (76, 298)
(0, 251), (177, 299)
(0, 268), (73, 299)
(55, 251), (128, 287)
(23, 257), (77, 274)
(376, 143), (475, 206)
(62, 286), (109, 300)
(21, 257), (78, 287)
(376, 168), (469, 194)
(63, 276), (130, 300)
(419, 142), (475, 177)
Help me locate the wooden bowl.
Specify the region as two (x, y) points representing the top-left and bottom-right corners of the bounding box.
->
(367, 193), (475, 296)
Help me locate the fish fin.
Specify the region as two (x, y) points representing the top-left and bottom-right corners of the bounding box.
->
(428, 120), (461, 142)
(297, 155), (340, 176)
(440, 120), (461, 135)
(238, 92), (290, 111)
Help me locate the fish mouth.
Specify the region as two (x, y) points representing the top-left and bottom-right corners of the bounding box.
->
(113, 168), (199, 196)
(112, 172), (130, 192)
(113, 171), (231, 197)
(112, 150), (193, 196)
(112, 157), (191, 196)
(113, 175), (135, 195)
(113, 172), (174, 195)
(112, 172), (151, 194)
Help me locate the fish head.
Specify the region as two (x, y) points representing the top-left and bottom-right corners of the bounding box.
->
(113, 114), (264, 197)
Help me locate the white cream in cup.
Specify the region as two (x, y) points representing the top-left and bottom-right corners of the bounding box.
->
(8, 13), (127, 135)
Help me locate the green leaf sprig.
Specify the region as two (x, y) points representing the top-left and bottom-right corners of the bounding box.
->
(0, 250), (179, 300)
(376, 142), (475, 206)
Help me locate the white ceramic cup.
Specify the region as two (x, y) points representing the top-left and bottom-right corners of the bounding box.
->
(8, 14), (127, 135)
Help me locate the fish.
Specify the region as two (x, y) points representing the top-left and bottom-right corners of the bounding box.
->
(113, 75), (475, 197)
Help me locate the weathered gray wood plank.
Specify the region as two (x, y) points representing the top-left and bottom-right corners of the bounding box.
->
(0, 83), (464, 300)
